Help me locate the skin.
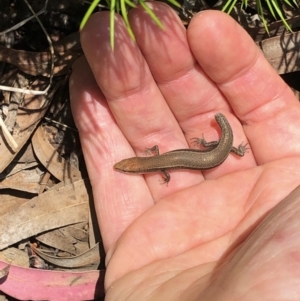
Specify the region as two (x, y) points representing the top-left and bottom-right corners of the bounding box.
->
(69, 5), (300, 301)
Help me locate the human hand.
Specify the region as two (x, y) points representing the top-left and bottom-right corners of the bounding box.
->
(70, 5), (300, 300)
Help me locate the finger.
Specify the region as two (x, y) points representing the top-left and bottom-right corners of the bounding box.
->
(129, 3), (227, 119)
(80, 11), (209, 199)
(129, 3), (256, 176)
(188, 11), (300, 164)
(69, 57), (153, 251)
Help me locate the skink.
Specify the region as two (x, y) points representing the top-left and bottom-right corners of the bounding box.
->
(114, 113), (247, 183)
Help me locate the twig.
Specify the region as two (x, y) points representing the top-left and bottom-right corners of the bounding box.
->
(0, 116), (18, 150)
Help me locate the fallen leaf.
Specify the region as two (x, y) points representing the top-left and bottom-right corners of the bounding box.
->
(0, 32), (81, 77)
(36, 227), (84, 255)
(0, 191), (29, 216)
(0, 79), (58, 173)
(32, 125), (82, 182)
(0, 264), (10, 279)
(0, 166), (44, 193)
(0, 260), (104, 301)
(0, 179), (90, 250)
(0, 248), (29, 268)
(32, 243), (101, 268)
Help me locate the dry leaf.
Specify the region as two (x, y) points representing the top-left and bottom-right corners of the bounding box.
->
(0, 79), (58, 173)
(0, 264), (10, 279)
(0, 248), (29, 268)
(0, 166), (44, 193)
(0, 32), (81, 77)
(258, 31), (300, 74)
(0, 260), (104, 301)
(32, 126), (82, 182)
(60, 224), (89, 242)
(31, 243), (100, 268)
(0, 179), (90, 250)
(0, 192), (29, 216)
(36, 228), (85, 255)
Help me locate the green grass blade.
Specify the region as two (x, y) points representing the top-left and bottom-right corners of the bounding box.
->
(271, 0), (293, 31)
(80, 0), (101, 30)
(265, 0), (277, 18)
(222, 0), (239, 14)
(222, 0), (294, 34)
(241, 0), (248, 9)
(120, 0), (136, 40)
(124, 0), (137, 8)
(222, 0), (234, 12)
(281, 0), (297, 7)
(116, 0), (120, 13)
(257, 0), (270, 34)
(281, 0), (293, 6)
(139, 0), (164, 29)
(110, 0), (116, 50)
(228, 0), (239, 14)
(167, 0), (181, 8)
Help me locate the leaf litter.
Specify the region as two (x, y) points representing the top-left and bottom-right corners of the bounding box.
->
(0, 1), (104, 300)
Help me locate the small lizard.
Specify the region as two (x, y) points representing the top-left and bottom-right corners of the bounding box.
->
(114, 113), (247, 183)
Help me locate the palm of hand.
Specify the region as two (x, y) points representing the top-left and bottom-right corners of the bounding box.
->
(105, 157), (300, 300)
